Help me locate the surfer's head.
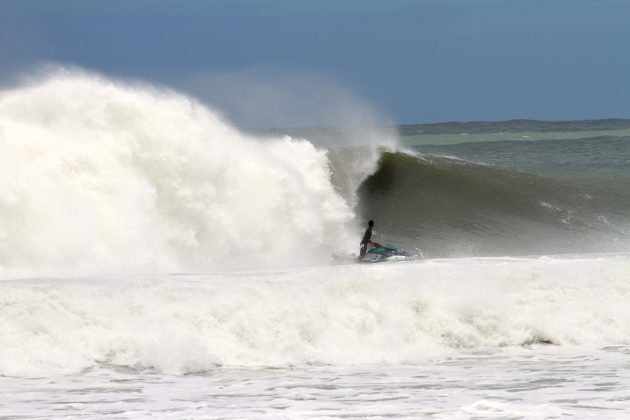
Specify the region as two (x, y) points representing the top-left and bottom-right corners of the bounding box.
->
(368, 220), (374, 227)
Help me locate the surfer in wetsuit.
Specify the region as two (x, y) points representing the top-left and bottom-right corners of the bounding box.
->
(358, 220), (374, 261)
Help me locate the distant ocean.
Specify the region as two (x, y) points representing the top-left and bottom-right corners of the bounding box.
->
(1, 74), (629, 418)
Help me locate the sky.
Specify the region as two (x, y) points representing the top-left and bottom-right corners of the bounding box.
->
(1, 0), (629, 127)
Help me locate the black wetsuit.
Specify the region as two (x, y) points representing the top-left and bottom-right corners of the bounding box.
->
(359, 226), (372, 259)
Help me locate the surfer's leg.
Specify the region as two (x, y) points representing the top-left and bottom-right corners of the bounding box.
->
(358, 244), (367, 261)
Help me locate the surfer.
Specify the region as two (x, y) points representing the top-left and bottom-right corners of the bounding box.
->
(358, 220), (374, 261)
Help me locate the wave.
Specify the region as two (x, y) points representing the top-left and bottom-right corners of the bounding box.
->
(0, 72), (365, 276)
(1, 255), (629, 376)
(1, 71), (628, 277)
(355, 151), (630, 258)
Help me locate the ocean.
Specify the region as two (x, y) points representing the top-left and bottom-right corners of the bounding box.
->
(1, 74), (630, 418)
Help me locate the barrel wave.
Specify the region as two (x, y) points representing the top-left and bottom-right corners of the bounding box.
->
(3, 73), (627, 275)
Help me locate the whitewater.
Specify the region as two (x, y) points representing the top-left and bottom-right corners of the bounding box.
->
(0, 73), (367, 276)
(2, 74), (630, 418)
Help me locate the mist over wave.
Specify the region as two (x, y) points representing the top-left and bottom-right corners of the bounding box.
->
(0, 72), (378, 276)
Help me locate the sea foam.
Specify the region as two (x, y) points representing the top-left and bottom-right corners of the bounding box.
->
(1, 255), (629, 376)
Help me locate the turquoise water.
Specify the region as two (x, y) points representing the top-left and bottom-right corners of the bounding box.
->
(402, 128), (630, 146)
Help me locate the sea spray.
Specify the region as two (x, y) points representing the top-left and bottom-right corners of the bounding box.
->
(0, 73), (358, 275)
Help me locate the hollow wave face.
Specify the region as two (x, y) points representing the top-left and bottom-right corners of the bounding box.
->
(0, 73), (355, 275)
(357, 151), (630, 258)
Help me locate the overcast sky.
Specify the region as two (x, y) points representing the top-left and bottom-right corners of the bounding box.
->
(1, 0), (629, 126)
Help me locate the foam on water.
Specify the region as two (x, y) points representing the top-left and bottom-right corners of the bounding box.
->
(0, 72), (358, 275)
(1, 254), (629, 377)
(3, 351), (630, 418)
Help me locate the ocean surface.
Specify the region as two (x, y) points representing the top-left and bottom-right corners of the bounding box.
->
(1, 74), (630, 418)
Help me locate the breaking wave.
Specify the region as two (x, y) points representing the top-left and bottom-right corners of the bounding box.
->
(0, 73), (364, 276)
